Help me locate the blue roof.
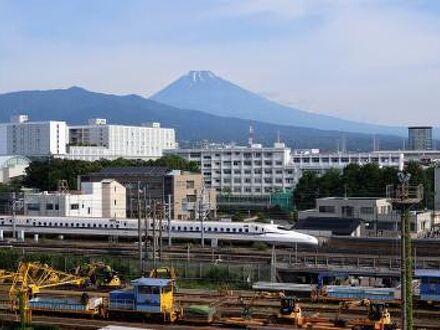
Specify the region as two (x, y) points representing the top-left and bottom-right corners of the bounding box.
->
(415, 269), (440, 278)
(131, 277), (173, 287)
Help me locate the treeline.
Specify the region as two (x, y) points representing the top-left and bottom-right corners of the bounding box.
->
(294, 162), (434, 210)
(21, 155), (199, 192)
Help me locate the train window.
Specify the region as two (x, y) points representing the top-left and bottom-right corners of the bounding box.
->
(104, 224), (108, 228)
(82, 223), (85, 227)
(245, 228), (249, 233)
(189, 227), (193, 231)
(0, 221), (3, 225)
(226, 228), (230, 232)
(76, 223), (80, 227)
(207, 227), (211, 232)
(124, 222), (127, 227)
(33, 222), (36, 226)
(214, 228), (218, 232)
(195, 227), (199, 231)
(238, 228), (242, 232)
(172, 226), (175, 231)
(255, 226), (258, 230)
(98, 224), (102, 228)
(232, 228), (236, 232)
(109, 224), (113, 228)
(116, 225), (119, 229)
(93, 224), (97, 228)
(26, 219), (29, 224)
(183, 226), (187, 231)
(220, 228), (224, 232)
(71, 223), (74, 227)
(177, 226), (181, 231)
(38, 222), (41, 226)
(87, 224), (91, 228)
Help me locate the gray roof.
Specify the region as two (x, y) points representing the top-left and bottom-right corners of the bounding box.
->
(89, 166), (170, 177)
(295, 217), (361, 236)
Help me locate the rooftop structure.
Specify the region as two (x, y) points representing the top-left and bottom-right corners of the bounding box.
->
(0, 155), (31, 184)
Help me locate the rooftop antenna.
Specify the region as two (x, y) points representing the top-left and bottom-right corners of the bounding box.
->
(373, 135), (377, 152)
(248, 122), (254, 147)
(276, 130), (281, 143)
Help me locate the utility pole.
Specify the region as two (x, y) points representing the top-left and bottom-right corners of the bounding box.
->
(199, 196), (205, 248)
(159, 200), (163, 260)
(152, 201), (157, 266)
(387, 173), (423, 330)
(143, 187), (149, 263)
(137, 181), (143, 274)
(167, 194), (172, 247)
(12, 192), (16, 240)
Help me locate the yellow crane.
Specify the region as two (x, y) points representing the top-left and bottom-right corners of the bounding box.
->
(72, 262), (122, 288)
(9, 262), (88, 324)
(333, 298), (397, 330)
(0, 269), (16, 283)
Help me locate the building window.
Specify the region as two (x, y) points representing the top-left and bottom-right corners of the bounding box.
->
(27, 204), (40, 211)
(70, 204), (79, 210)
(319, 205), (335, 213)
(187, 195), (196, 202)
(46, 203), (54, 210)
(360, 207), (374, 214)
(186, 181), (195, 189)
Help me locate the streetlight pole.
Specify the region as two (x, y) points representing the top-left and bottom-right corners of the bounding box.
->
(388, 172), (423, 330)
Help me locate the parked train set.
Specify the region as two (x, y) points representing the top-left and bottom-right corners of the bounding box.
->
(0, 215), (319, 246)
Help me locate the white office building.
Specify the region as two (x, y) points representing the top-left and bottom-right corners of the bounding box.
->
(24, 179), (126, 218)
(0, 115), (68, 157)
(65, 119), (176, 161)
(166, 143), (299, 195)
(291, 151), (404, 174)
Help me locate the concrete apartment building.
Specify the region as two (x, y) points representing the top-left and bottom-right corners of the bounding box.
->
(24, 179), (126, 218)
(299, 197), (433, 237)
(408, 126), (433, 151)
(67, 118), (176, 161)
(0, 115), (68, 157)
(166, 142), (299, 195)
(79, 166), (216, 220)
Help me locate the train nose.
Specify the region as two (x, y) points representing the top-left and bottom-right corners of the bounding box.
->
(302, 234), (319, 245)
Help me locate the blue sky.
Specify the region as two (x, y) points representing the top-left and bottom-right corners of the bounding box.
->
(1, 0), (440, 125)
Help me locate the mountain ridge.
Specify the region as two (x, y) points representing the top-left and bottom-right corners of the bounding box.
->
(0, 86), (408, 152)
(151, 70), (409, 136)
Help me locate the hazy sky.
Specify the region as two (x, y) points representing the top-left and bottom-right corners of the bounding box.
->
(1, 0), (440, 125)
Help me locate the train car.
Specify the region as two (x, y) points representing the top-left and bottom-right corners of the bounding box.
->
(108, 277), (182, 322)
(415, 269), (440, 306)
(0, 215), (319, 246)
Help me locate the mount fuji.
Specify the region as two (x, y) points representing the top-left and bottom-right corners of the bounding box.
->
(151, 70), (405, 136)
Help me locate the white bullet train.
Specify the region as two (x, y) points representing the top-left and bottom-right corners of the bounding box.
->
(0, 215), (318, 246)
